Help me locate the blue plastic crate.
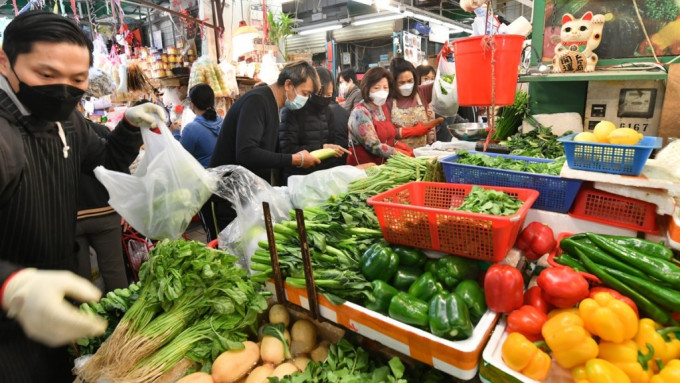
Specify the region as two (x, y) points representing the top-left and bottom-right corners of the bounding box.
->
(439, 152), (583, 213)
(557, 133), (662, 176)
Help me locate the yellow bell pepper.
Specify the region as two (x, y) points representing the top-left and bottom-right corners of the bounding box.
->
(542, 310), (599, 369)
(501, 332), (552, 381)
(598, 340), (655, 383)
(635, 319), (680, 370)
(650, 359), (680, 383)
(572, 359), (632, 383)
(579, 292), (638, 343)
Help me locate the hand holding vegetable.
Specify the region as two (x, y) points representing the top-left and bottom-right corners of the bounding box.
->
(399, 123), (433, 138)
(394, 141), (414, 157)
(321, 144), (351, 157)
(1, 268), (107, 347)
(124, 102), (167, 128)
(537, 266), (589, 308)
(294, 150), (322, 169)
(516, 222), (556, 261)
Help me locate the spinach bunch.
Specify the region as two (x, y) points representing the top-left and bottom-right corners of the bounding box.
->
(501, 124), (569, 159)
(456, 150), (565, 176)
(452, 186), (524, 216)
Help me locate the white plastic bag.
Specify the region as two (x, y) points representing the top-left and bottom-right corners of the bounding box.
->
(94, 122), (216, 240)
(431, 58), (459, 117)
(288, 166), (367, 209)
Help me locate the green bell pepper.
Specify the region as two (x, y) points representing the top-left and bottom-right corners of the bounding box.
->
(425, 259), (437, 275)
(428, 292), (473, 340)
(407, 272), (439, 302)
(360, 244), (399, 282)
(454, 279), (487, 324)
(392, 246), (427, 269)
(388, 292), (429, 328)
(391, 268), (421, 291)
(365, 280), (399, 314)
(436, 256), (480, 288)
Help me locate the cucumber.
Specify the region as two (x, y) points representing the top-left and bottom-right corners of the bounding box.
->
(310, 148), (336, 160)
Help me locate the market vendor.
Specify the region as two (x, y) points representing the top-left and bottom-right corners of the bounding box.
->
(387, 58), (443, 149)
(279, 66), (350, 184)
(338, 68), (362, 113)
(347, 67), (415, 165)
(206, 61), (322, 240)
(0, 11), (166, 382)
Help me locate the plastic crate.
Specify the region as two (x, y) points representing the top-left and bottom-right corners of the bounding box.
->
(558, 133), (662, 176)
(439, 152), (582, 213)
(367, 182), (538, 262)
(568, 186), (659, 233)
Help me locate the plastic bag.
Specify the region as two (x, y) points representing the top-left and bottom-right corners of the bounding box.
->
(214, 166), (292, 271)
(431, 57), (459, 117)
(288, 166), (367, 209)
(94, 122), (216, 240)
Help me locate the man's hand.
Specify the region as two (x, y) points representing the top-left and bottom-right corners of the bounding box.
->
(125, 103), (167, 128)
(292, 150), (321, 169)
(323, 144), (351, 157)
(1, 268), (107, 347)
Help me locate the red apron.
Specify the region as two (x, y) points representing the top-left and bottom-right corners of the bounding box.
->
(347, 105), (397, 165)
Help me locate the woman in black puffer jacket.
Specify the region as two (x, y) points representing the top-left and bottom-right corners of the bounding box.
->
(279, 66), (350, 184)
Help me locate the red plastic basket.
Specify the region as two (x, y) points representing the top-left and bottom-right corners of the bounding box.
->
(367, 182), (539, 262)
(568, 186), (659, 233)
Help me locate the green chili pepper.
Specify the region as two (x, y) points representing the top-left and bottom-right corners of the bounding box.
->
(435, 256), (480, 288)
(365, 280), (399, 314)
(602, 267), (680, 313)
(554, 253), (588, 273)
(360, 244), (399, 282)
(392, 246), (427, 269)
(571, 233), (673, 261)
(388, 292), (429, 328)
(560, 237), (649, 280)
(428, 292), (473, 340)
(391, 268), (421, 291)
(407, 272), (439, 302)
(454, 279), (487, 324)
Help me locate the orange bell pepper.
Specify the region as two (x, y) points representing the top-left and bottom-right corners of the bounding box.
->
(542, 310), (599, 369)
(572, 359), (631, 383)
(598, 340), (655, 383)
(501, 332), (551, 381)
(579, 292), (638, 343)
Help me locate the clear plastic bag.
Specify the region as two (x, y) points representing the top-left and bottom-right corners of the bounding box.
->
(94, 122), (216, 240)
(431, 58), (459, 117)
(288, 166), (367, 209)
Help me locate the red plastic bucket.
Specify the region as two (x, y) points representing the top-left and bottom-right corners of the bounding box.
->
(453, 34), (525, 106)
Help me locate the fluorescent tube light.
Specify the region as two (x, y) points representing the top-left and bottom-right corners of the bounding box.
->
(298, 24), (343, 35)
(353, 13), (405, 26)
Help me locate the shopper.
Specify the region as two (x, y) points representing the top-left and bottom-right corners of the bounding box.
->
(347, 67), (414, 165)
(416, 64), (435, 85)
(205, 61), (321, 240)
(338, 68), (362, 113)
(0, 11), (166, 382)
(172, 83), (222, 168)
(387, 58), (442, 149)
(279, 67), (350, 183)
(76, 120), (129, 293)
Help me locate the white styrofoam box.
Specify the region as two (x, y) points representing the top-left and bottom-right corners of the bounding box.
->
(594, 182), (675, 215)
(522, 113), (583, 135)
(524, 209), (637, 237)
(561, 160), (680, 197)
(584, 80), (665, 136)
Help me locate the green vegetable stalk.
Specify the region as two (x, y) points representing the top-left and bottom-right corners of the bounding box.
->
(492, 90), (530, 141)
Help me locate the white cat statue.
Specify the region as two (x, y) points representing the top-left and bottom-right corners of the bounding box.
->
(552, 12), (605, 73)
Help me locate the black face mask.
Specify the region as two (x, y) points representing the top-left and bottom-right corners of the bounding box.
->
(11, 68), (85, 121)
(308, 94), (332, 108)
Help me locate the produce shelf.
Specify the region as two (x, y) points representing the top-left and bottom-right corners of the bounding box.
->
(518, 68), (667, 83)
(265, 280), (499, 380)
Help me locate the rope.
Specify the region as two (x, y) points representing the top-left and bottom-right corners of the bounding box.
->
(482, 0), (496, 152)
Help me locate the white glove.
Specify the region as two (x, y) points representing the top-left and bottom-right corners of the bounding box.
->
(1, 268), (108, 347)
(124, 103), (167, 128)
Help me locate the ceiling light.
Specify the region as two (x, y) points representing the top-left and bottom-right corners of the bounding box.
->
(297, 23), (343, 35)
(353, 13), (405, 26)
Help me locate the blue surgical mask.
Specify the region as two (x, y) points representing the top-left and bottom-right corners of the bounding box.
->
(285, 87), (309, 110)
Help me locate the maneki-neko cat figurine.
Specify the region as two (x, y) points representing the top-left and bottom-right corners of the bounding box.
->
(553, 12), (605, 73)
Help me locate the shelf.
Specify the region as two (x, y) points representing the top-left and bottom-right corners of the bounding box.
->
(518, 69), (667, 83)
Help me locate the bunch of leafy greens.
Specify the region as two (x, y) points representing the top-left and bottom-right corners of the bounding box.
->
(456, 150), (566, 176)
(492, 90), (530, 140)
(268, 339), (407, 383)
(501, 123), (569, 159)
(452, 186), (524, 216)
(439, 74), (455, 95)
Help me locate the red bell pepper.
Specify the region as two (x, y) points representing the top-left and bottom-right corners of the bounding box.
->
(537, 266), (589, 308)
(589, 287), (638, 317)
(516, 222), (556, 261)
(484, 264), (524, 313)
(524, 286), (552, 314)
(507, 305), (548, 342)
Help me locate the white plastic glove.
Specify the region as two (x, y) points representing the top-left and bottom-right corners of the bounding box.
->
(1, 268), (108, 347)
(124, 103), (167, 128)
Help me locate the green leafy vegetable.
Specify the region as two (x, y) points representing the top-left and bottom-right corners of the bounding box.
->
(501, 123), (570, 159)
(439, 74), (455, 95)
(492, 90), (530, 141)
(263, 323), (292, 359)
(452, 186), (524, 216)
(456, 150), (566, 176)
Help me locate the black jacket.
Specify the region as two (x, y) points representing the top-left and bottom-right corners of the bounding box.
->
(210, 86), (292, 183)
(77, 121), (120, 219)
(279, 100), (349, 181)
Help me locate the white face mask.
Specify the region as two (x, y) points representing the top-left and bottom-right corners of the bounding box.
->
(422, 80), (434, 86)
(339, 82), (348, 97)
(369, 90), (389, 106)
(399, 83), (414, 97)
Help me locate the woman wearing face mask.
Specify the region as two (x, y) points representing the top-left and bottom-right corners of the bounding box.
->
(279, 67), (350, 184)
(388, 58), (443, 149)
(172, 83), (222, 168)
(416, 65), (435, 85)
(338, 68), (362, 113)
(347, 67), (414, 165)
